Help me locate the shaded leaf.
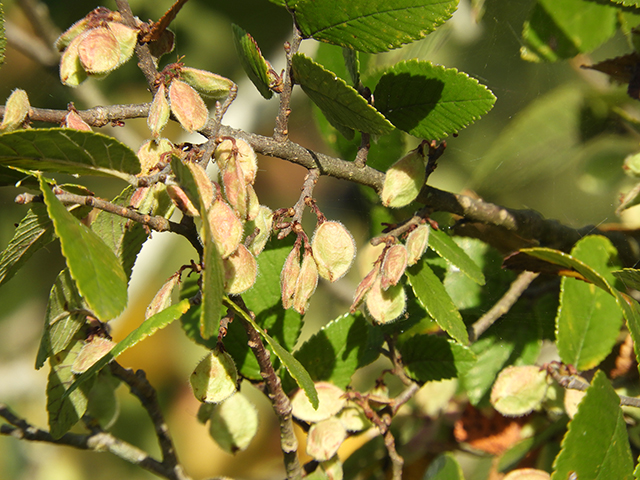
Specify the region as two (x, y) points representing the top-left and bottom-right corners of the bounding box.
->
(406, 261), (468, 344)
(429, 228), (485, 285)
(613, 0), (640, 6)
(292, 0), (458, 53)
(551, 371), (633, 479)
(374, 60), (495, 140)
(293, 313), (384, 389)
(399, 334), (475, 383)
(232, 24), (274, 99)
(292, 54), (394, 136)
(0, 129), (140, 180)
(40, 177), (128, 321)
(613, 268), (640, 291)
(424, 452), (465, 479)
(0, 164), (39, 187)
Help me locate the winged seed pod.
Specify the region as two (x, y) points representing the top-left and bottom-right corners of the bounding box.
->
(190, 349), (238, 404)
(223, 244), (257, 294)
(406, 224), (430, 265)
(208, 197), (244, 258)
(350, 264), (380, 313)
(208, 392), (259, 453)
(291, 382), (347, 423)
(281, 243), (301, 309)
(148, 83), (171, 139)
(365, 277), (406, 324)
(137, 138), (173, 175)
(59, 33), (88, 87)
(381, 147), (427, 208)
(222, 157), (248, 218)
(63, 110), (92, 132)
(0, 89), (30, 131)
(292, 248), (319, 315)
(107, 22), (138, 65)
(311, 221), (356, 282)
(180, 67), (234, 100)
(167, 185), (199, 216)
(306, 418), (347, 462)
(168, 79), (209, 132)
(214, 138), (258, 184)
(380, 244), (408, 290)
(77, 27), (121, 74)
(490, 365), (549, 417)
(246, 184), (260, 221)
(245, 205), (273, 256)
(186, 161), (214, 209)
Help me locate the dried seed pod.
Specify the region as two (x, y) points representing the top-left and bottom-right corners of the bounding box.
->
(350, 265), (380, 313)
(59, 33), (88, 87)
(381, 147), (427, 208)
(223, 244), (257, 294)
(221, 158), (248, 218)
(180, 67), (234, 100)
(208, 198), (244, 258)
(77, 27), (121, 74)
(365, 277), (406, 324)
(380, 244), (408, 290)
(291, 382), (347, 423)
(190, 349), (238, 404)
(311, 221), (356, 282)
(306, 418), (347, 462)
(167, 185), (199, 216)
(168, 79), (209, 132)
(406, 224), (430, 266)
(214, 138), (258, 184)
(281, 243), (301, 309)
(148, 83), (170, 139)
(208, 392), (259, 453)
(293, 249), (319, 315)
(245, 205), (273, 256)
(137, 138), (173, 175)
(0, 89), (30, 131)
(63, 110), (92, 132)
(490, 365), (549, 417)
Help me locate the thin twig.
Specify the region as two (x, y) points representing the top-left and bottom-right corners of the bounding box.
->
(5, 21), (59, 66)
(274, 25), (303, 141)
(0, 403), (189, 480)
(277, 168), (320, 239)
(469, 271), (539, 342)
(354, 132), (370, 168)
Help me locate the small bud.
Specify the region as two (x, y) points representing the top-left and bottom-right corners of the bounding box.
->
(365, 277), (406, 324)
(281, 244), (301, 309)
(146, 274), (180, 318)
(137, 138), (173, 175)
(77, 27), (121, 74)
(208, 198), (244, 258)
(0, 89), (30, 131)
(306, 418), (347, 462)
(223, 244), (258, 294)
(107, 22), (137, 66)
(222, 158), (248, 218)
(490, 365), (548, 417)
(311, 221), (356, 282)
(190, 349), (238, 404)
(62, 110), (92, 132)
(148, 83), (171, 139)
(245, 205), (273, 256)
(406, 224), (430, 266)
(180, 67), (234, 100)
(59, 33), (88, 87)
(214, 138), (258, 184)
(350, 265), (380, 313)
(380, 244), (408, 290)
(208, 392), (259, 453)
(291, 382), (346, 423)
(381, 147), (426, 208)
(293, 249), (319, 315)
(246, 184), (260, 221)
(167, 185), (199, 216)
(169, 79), (209, 133)
(71, 336), (115, 374)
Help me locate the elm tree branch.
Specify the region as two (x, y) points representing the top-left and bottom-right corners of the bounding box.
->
(274, 25), (303, 141)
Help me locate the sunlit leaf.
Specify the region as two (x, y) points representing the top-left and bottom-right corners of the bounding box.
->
(399, 334), (475, 382)
(429, 229), (485, 285)
(232, 24), (275, 99)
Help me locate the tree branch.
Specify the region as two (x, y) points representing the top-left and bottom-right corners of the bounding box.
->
(274, 25), (303, 141)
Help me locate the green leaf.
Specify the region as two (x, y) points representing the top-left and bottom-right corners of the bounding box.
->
(424, 453), (465, 480)
(0, 129), (140, 181)
(39, 176), (128, 321)
(556, 236), (623, 371)
(232, 24), (274, 99)
(226, 297), (318, 409)
(429, 229), (485, 285)
(0, 164), (38, 187)
(551, 370), (633, 479)
(0, 204), (55, 289)
(292, 54), (394, 136)
(170, 155), (201, 209)
(47, 332), (92, 438)
(65, 299), (192, 398)
(613, 0), (640, 6)
(521, 0), (618, 62)
(36, 269), (86, 369)
(406, 261), (468, 344)
(291, 0), (458, 53)
(398, 334), (475, 383)
(374, 60), (495, 140)
(293, 313), (384, 389)
(613, 268), (640, 291)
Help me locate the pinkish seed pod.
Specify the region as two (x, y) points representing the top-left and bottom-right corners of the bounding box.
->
(293, 249), (319, 315)
(222, 158), (248, 218)
(0, 89), (30, 131)
(169, 79), (209, 133)
(311, 221), (356, 282)
(186, 161), (214, 210)
(365, 277), (406, 324)
(59, 33), (88, 87)
(406, 224), (430, 266)
(350, 265), (380, 313)
(137, 138), (173, 175)
(381, 147), (426, 208)
(380, 244), (408, 290)
(180, 67), (234, 100)
(167, 185), (199, 216)
(306, 418), (347, 462)
(107, 22), (137, 66)
(77, 27), (121, 74)
(208, 198), (244, 258)
(223, 244), (258, 294)
(148, 83), (170, 139)
(146, 274), (181, 318)
(62, 110), (92, 132)
(214, 138), (258, 184)
(281, 244), (301, 309)
(246, 184), (260, 221)
(245, 205), (273, 256)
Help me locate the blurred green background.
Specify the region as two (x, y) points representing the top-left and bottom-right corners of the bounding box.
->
(2, 0), (640, 479)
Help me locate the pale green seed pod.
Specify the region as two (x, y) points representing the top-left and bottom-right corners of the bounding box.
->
(59, 33), (88, 87)
(623, 152), (640, 178)
(55, 16), (90, 52)
(108, 22), (137, 66)
(381, 148), (426, 208)
(223, 244), (257, 294)
(502, 469), (550, 480)
(490, 365), (549, 417)
(180, 67), (235, 100)
(77, 27), (121, 74)
(245, 205), (273, 256)
(246, 184), (260, 221)
(71, 336), (115, 374)
(190, 349), (238, 404)
(208, 198), (244, 258)
(380, 244), (408, 290)
(208, 392), (259, 453)
(186, 161), (214, 210)
(365, 277), (406, 324)
(291, 382), (346, 423)
(214, 138), (258, 184)
(0, 89), (30, 131)
(169, 79), (209, 132)
(337, 402), (372, 432)
(293, 249), (319, 315)
(63, 110), (92, 132)
(281, 244), (301, 309)
(406, 224), (430, 266)
(137, 138), (173, 175)
(350, 265), (380, 313)
(311, 221), (356, 282)
(146, 274), (180, 319)
(148, 83), (171, 139)
(306, 418), (347, 462)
